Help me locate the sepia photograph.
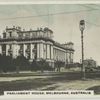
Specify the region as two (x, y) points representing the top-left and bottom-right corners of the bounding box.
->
(0, 3), (99, 97)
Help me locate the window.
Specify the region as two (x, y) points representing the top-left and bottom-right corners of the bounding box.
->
(3, 33), (6, 38)
(2, 44), (6, 55)
(18, 33), (23, 38)
(25, 33), (30, 38)
(9, 32), (12, 38)
(34, 44), (37, 60)
(8, 45), (12, 56)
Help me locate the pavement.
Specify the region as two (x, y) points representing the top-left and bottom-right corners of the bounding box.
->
(0, 71), (100, 91)
(0, 76), (53, 82)
(36, 79), (100, 90)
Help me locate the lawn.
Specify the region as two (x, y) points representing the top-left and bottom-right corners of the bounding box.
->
(0, 78), (54, 95)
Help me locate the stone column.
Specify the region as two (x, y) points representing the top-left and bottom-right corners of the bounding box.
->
(32, 44), (36, 60)
(68, 51), (72, 64)
(12, 44), (17, 58)
(66, 52), (69, 64)
(37, 43), (40, 59)
(30, 44), (34, 60)
(43, 44), (46, 59)
(70, 52), (74, 63)
(23, 44), (27, 58)
(17, 45), (20, 57)
(6, 44), (9, 56)
(58, 50), (59, 61)
(40, 43), (43, 59)
(47, 44), (50, 59)
(64, 51), (67, 66)
(70, 52), (72, 64)
(51, 45), (53, 60)
(53, 49), (56, 60)
(0, 45), (2, 54)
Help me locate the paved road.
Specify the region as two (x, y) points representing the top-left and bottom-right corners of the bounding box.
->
(0, 71), (99, 95)
(37, 79), (100, 91)
(0, 71), (99, 82)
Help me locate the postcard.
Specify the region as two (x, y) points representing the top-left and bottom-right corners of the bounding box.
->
(0, 1), (99, 99)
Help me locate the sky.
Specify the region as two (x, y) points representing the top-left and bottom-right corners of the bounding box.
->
(0, 4), (100, 65)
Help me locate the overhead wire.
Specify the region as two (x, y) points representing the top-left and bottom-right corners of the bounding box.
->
(85, 21), (100, 27)
(79, 4), (97, 10)
(0, 4), (99, 29)
(79, 4), (100, 27)
(0, 7), (99, 21)
(0, 5), (99, 31)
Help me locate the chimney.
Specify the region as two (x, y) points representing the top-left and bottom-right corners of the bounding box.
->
(6, 26), (8, 29)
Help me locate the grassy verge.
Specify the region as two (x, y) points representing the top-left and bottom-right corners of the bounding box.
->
(0, 78), (54, 95)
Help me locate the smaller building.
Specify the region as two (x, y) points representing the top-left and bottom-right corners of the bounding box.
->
(84, 58), (97, 68)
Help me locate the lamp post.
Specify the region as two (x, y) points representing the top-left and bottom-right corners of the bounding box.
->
(79, 20), (85, 80)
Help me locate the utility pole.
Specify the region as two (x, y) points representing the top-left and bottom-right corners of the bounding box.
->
(79, 20), (85, 80)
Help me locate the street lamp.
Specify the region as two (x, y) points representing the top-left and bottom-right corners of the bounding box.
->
(79, 20), (85, 80)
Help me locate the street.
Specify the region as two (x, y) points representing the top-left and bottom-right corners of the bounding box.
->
(0, 71), (100, 95)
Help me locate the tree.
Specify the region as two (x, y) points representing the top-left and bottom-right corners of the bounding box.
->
(31, 60), (39, 71)
(38, 59), (46, 72)
(55, 60), (64, 72)
(31, 59), (53, 72)
(14, 55), (30, 73)
(37, 59), (53, 72)
(0, 54), (3, 72)
(0, 55), (15, 73)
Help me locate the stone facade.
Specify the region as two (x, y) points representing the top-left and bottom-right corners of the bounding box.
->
(0, 26), (74, 67)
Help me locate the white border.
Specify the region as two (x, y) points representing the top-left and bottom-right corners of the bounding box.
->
(0, 0), (100, 99)
(0, 1), (100, 4)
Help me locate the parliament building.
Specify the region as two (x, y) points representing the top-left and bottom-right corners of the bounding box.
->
(0, 26), (74, 67)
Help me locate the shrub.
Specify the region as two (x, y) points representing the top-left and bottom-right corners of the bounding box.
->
(31, 60), (40, 71)
(0, 55), (15, 72)
(31, 59), (53, 72)
(14, 55), (30, 72)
